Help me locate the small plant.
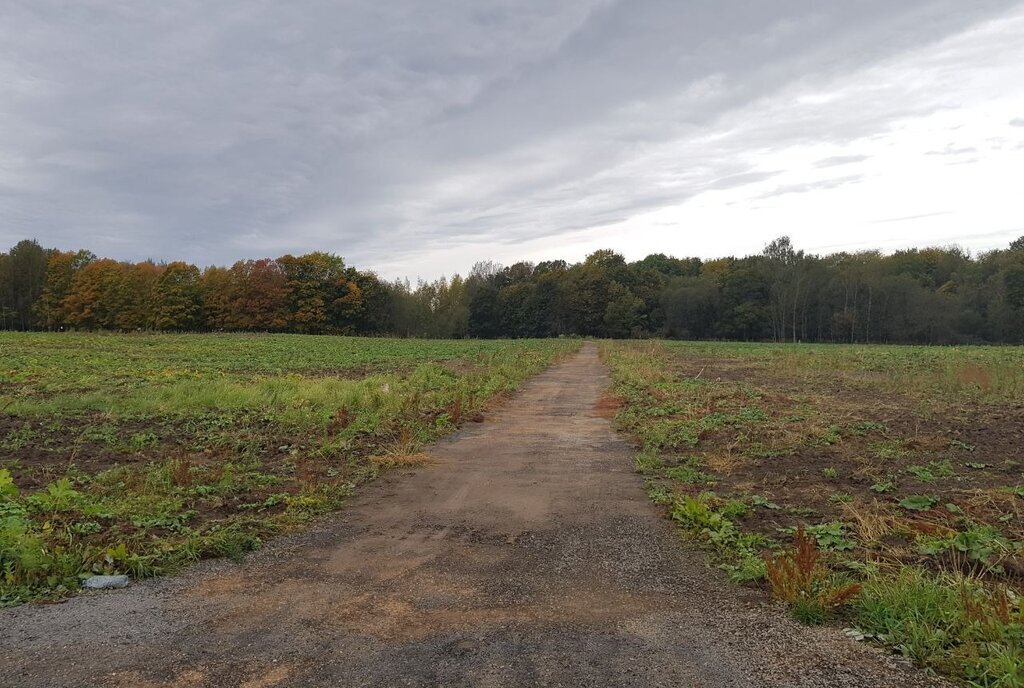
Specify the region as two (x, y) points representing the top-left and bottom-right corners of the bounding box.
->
(169, 457), (194, 487)
(764, 526), (861, 624)
(830, 492), (853, 504)
(0, 469), (17, 498)
(850, 420), (887, 436)
(815, 425), (843, 446)
(721, 554), (768, 584)
(870, 481), (895, 493)
(124, 431), (160, 452)
(663, 462), (714, 485)
(899, 495), (939, 511)
(907, 460), (955, 482)
(751, 494), (780, 510)
(951, 526), (1012, 567)
(871, 440), (906, 460)
(822, 467), (838, 479)
(720, 498), (749, 519)
(26, 478), (83, 513)
(781, 522), (856, 551)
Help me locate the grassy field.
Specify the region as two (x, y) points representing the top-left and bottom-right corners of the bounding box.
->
(602, 340), (1024, 686)
(0, 332), (580, 605)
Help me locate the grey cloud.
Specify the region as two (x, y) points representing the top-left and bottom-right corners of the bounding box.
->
(926, 145), (978, 156)
(0, 0), (1021, 275)
(815, 155), (869, 167)
(759, 175), (864, 199)
(707, 171), (781, 191)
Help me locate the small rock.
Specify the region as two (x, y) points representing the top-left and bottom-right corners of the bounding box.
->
(82, 575), (130, 590)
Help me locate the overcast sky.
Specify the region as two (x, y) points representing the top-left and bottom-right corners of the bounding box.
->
(2, 1), (1023, 280)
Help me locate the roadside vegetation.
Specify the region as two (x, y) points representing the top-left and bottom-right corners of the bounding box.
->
(0, 332), (579, 605)
(602, 340), (1024, 687)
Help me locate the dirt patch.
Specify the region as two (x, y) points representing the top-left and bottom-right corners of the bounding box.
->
(654, 352), (1024, 582)
(0, 414), (178, 489)
(593, 392), (623, 419)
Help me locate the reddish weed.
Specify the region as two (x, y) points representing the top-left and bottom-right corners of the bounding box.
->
(765, 526), (862, 622)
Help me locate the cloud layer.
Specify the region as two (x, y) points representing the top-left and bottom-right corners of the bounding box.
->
(2, 1), (1023, 278)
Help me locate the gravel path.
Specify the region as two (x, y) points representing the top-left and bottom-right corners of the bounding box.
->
(0, 343), (948, 687)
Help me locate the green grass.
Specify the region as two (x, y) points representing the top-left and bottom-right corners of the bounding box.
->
(601, 339), (1024, 686)
(0, 332), (579, 605)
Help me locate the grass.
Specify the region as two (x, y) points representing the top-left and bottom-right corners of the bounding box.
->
(601, 340), (1024, 687)
(0, 332), (580, 605)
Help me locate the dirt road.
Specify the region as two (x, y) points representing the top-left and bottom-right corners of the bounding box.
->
(1, 343), (945, 687)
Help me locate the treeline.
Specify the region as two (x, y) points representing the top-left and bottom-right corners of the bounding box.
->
(2, 236), (1023, 343)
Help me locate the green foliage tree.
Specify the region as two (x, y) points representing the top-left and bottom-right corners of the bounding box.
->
(153, 262), (203, 330)
(0, 239), (47, 330)
(603, 282), (645, 338)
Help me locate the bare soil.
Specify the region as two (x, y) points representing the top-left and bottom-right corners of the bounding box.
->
(659, 354), (1024, 580)
(0, 344), (947, 687)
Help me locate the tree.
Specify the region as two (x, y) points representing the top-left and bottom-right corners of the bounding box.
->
(36, 249), (95, 330)
(223, 260), (290, 331)
(278, 252), (350, 333)
(466, 261), (504, 338)
(200, 266), (234, 330)
(662, 275), (720, 339)
(153, 262), (203, 330)
(603, 282), (645, 338)
(115, 261), (162, 330)
(6, 234), (1024, 343)
(0, 239), (48, 330)
(63, 259), (128, 329)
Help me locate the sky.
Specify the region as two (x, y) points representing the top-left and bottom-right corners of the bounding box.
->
(2, 1), (1023, 281)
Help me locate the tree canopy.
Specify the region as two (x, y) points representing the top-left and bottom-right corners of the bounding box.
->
(2, 236), (1023, 343)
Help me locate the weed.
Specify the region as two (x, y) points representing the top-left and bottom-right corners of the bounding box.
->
(907, 460), (955, 482)
(0, 469), (16, 498)
(781, 522), (856, 551)
(899, 495), (939, 512)
(764, 526), (861, 624)
(751, 495), (781, 510)
(871, 440), (906, 461)
(663, 461), (714, 485)
(815, 425), (843, 446)
(850, 420), (887, 436)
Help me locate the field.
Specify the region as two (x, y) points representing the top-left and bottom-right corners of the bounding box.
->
(0, 332), (580, 605)
(602, 340), (1024, 685)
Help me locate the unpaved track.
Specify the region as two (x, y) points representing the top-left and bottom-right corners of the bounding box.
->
(1, 343), (945, 688)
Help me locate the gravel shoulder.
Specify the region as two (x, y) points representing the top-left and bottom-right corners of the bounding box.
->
(0, 343), (950, 688)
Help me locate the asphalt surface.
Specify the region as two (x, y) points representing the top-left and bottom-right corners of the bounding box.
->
(0, 343), (948, 687)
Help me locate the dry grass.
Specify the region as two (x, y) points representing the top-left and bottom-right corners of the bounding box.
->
(368, 452), (434, 469)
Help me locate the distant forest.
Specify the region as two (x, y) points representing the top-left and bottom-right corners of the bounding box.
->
(2, 236), (1024, 343)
